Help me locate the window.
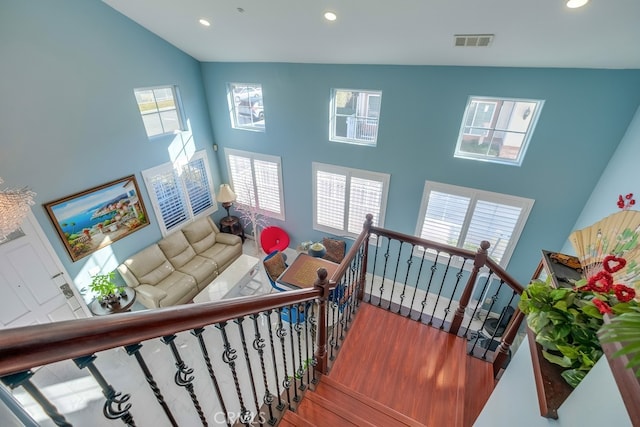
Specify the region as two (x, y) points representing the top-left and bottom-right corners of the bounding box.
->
(330, 89), (382, 146)
(415, 181), (534, 267)
(141, 151), (216, 235)
(227, 83), (264, 132)
(313, 162), (390, 237)
(225, 149), (284, 220)
(134, 86), (184, 137)
(454, 96), (544, 166)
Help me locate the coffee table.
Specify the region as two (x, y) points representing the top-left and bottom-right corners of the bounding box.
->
(193, 254), (262, 303)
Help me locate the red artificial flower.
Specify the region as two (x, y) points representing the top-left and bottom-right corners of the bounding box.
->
(593, 299), (613, 315)
(626, 193), (634, 200)
(603, 255), (626, 274)
(587, 271), (614, 293)
(613, 284), (636, 303)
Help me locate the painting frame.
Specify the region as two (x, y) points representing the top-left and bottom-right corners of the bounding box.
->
(44, 175), (150, 262)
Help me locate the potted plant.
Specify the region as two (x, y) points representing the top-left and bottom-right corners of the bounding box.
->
(519, 262), (638, 388)
(89, 271), (124, 307)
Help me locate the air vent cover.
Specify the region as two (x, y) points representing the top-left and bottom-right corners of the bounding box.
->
(454, 34), (494, 47)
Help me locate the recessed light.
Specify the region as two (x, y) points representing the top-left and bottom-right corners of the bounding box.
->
(324, 11), (337, 21)
(199, 18), (211, 27)
(566, 0), (589, 8)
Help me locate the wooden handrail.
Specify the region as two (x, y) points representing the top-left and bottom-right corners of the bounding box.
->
(0, 288), (319, 376)
(370, 225), (524, 295)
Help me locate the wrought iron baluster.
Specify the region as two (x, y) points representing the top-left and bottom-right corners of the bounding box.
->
(2, 371), (71, 427)
(367, 233), (382, 303)
(275, 308), (292, 408)
(124, 344), (178, 427)
(462, 271), (494, 337)
(235, 316), (261, 418)
(161, 335), (208, 426)
(397, 243), (415, 315)
(191, 328), (231, 427)
(251, 313), (277, 425)
(469, 283), (503, 359)
(387, 240), (404, 311)
(328, 300), (339, 361)
(73, 355), (136, 426)
(480, 289), (516, 361)
(303, 303), (312, 387)
(294, 305), (306, 391)
(419, 252), (440, 322)
(439, 258), (467, 330)
(378, 237), (392, 308)
(287, 305), (300, 403)
(308, 301), (319, 385)
(265, 309), (285, 411)
(408, 249), (427, 319)
(429, 254), (453, 326)
(218, 321), (252, 424)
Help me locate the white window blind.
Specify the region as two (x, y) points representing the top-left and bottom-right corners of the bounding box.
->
(313, 162), (389, 237)
(225, 149), (285, 220)
(142, 150), (216, 235)
(416, 181), (534, 267)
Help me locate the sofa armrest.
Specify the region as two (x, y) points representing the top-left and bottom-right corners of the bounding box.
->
(135, 284), (168, 308)
(215, 232), (242, 246)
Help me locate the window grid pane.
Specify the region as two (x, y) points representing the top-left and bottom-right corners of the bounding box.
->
(420, 191), (470, 246)
(182, 157), (214, 216)
(150, 171), (189, 232)
(347, 177), (383, 234)
(316, 171), (346, 230)
(331, 89), (382, 146)
(463, 201), (522, 264)
(254, 159), (281, 214)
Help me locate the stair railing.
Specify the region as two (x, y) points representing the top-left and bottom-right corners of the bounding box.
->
(0, 214), (524, 425)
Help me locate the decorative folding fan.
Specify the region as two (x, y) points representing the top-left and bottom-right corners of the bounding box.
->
(569, 210), (640, 287)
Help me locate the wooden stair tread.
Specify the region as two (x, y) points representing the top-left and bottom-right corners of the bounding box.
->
(317, 376), (425, 427)
(280, 410), (317, 427)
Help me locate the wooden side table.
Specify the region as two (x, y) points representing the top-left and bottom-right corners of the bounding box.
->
(220, 216), (245, 242)
(89, 287), (136, 316)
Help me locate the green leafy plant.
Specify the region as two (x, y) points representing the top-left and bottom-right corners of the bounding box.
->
(599, 306), (640, 378)
(89, 272), (122, 302)
(519, 276), (638, 388)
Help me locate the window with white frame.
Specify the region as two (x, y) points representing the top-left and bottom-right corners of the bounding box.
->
(141, 151), (216, 235)
(415, 181), (534, 267)
(330, 89), (382, 146)
(227, 83), (265, 132)
(134, 86), (185, 138)
(225, 148), (285, 220)
(313, 162), (389, 237)
(454, 96), (544, 166)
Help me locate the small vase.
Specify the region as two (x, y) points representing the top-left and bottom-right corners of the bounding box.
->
(308, 243), (326, 258)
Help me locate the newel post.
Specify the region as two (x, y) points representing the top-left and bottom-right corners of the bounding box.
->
(358, 214), (374, 301)
(313, 267), (331, 375)
(450, 240), (490, 335)
(493, 308), (524, 377)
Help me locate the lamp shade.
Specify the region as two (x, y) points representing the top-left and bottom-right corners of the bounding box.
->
(216, 184), (236, 204)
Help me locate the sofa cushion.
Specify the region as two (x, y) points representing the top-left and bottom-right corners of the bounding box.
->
(179, 255), (218, 290)
(199, 243), (242, 272)
(158, 231), (197, 269)
(122, 244), (175, 286)
(154, 271), (199, 307)
(182, 217), (218, 254)
(264, 251), (287, 282)
(322, 237), (346, 264)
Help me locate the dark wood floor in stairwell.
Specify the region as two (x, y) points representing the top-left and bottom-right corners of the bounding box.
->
(327, 303), (495, 427)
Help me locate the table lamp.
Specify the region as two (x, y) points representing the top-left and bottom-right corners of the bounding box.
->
(216, 184), (236, 219)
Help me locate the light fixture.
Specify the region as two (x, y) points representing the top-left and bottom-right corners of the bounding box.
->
(566, 0), (589, 8)
(199, 18), (211, 27)
(0, 178), (36, 239)
(216, 184), (237, 219)
(324, 11), (337, 21)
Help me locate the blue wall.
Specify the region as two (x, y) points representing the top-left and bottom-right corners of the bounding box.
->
(202, 62), (640, 284)
(0, 0), (220, 292)
(2, 0), (640, 296)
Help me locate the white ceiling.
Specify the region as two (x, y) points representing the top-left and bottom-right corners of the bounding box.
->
(103, 0), (640, 69)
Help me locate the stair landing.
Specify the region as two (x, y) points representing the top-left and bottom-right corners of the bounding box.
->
(284, 303), (495, 427)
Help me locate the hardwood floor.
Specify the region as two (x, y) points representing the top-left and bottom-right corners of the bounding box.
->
(325, 303), (495, 427)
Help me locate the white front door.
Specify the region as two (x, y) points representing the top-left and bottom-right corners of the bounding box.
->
(0, 211), (88, 328)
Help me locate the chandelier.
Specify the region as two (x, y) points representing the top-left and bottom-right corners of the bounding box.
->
(0, 177), (36, 238)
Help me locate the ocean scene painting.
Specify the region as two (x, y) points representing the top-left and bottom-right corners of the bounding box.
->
(44, 175), (149, 261)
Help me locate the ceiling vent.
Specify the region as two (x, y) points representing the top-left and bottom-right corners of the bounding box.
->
(454, 34), (494, 47)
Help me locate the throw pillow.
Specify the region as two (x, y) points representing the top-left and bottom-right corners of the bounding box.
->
(264, 251), (287, 281)
(322, 238), (346, 264)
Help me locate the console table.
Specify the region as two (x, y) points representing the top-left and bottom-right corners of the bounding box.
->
(89, 287), (136, 316)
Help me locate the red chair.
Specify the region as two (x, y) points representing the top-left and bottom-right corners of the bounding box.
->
(260, 226), (290, 254)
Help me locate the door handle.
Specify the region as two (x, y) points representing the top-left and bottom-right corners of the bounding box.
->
(51, 272), (64, 279)
(60, 283), (74, 299)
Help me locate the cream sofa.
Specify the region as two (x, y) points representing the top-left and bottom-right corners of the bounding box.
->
(117, 216), (242, 309)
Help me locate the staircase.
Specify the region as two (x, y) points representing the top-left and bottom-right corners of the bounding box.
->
(282, 376), (424, 426)
(282, 303), (495, 427)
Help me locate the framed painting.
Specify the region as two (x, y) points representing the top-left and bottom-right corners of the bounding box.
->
(44, 175), (150, 261)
